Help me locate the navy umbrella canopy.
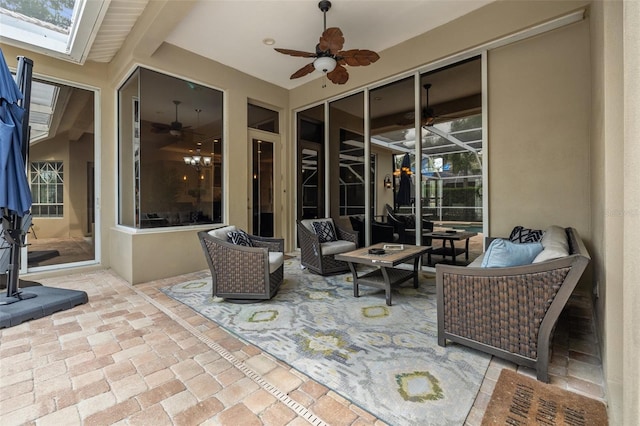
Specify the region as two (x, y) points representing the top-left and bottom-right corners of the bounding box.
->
(396, 153), (412, 208)
(0, 48), (32, 217)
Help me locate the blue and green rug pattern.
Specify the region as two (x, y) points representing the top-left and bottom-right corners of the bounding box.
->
(162, 257), (490, 425)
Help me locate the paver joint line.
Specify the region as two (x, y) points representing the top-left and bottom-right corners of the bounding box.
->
(129, 283), (329, 426)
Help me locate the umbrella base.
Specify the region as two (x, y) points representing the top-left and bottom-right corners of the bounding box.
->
(0, 290), (37, 305)
(0, 286), (88, 328)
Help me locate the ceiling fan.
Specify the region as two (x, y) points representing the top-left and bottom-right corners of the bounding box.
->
(151, 100), (191, 136)
(422, 83), (436, 126)
(397, 84), (437, 127)
(399, 83), (473, 127)
(274, 0), (380, 85)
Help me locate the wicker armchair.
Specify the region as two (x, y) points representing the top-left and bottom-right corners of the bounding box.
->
(297, 218), (358, 275)
(198, 226), (284, 302)
(436, 227), (590, 382)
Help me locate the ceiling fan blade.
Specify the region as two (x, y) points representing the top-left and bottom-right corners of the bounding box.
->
(290, 63), (316, 79)
(319, 27), (344, 55)
(327, 64), (349, 84)
(274, 48), (316, 58)
(151, 122), (170, 133)
(338, 49), (380, 67)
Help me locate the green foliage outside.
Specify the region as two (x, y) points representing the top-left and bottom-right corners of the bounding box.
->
(1, 0), (74, 29)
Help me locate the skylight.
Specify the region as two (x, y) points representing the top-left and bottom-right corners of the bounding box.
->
(28, 80), (59, 142)
(0, 0), (108, 64)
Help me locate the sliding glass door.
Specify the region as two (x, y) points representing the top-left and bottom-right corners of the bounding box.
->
(25, 78), (99, 271)
(297, 106), (325, 220)
(295, 55), (484, 263)
(251, 135), (276, 237)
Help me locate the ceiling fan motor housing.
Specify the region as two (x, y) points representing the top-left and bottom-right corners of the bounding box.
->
(318, 1), (331, 13)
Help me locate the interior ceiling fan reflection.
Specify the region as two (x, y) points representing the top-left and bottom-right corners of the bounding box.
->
(151, 100), (200, 137)
(398, 83), (471, 127)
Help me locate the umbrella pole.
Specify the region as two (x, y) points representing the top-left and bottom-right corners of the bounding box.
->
(1, 212), (35, 304)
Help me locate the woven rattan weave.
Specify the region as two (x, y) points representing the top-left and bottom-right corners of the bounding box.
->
(436, 227), (590, 382)
(198, 230), (284, 301)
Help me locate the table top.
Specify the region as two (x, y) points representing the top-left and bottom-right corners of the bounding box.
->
(335, 242), (430, 267)
(423, 231), (477, 240)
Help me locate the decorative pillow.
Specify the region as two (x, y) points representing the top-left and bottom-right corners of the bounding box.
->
(509, 225), (544, 243)
(533, 225), (569, 263)
(227, 229), (253, 247)
(312, 220), (337, 243)
(481, 239), (544, 268)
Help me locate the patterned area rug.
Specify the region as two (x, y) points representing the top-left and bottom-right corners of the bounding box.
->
(162, 257), (491, 425)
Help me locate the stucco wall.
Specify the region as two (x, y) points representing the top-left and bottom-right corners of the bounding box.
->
(487, 21), (591, 237)
(589, 1), (624, 423)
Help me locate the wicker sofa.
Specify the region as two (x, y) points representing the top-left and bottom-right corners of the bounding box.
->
(436, 226), (590, 382)
(198, 226), (284, 302)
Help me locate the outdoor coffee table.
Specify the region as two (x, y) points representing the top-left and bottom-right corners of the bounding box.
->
(423, 231), (477, 265)
(334, 242), (430, 306)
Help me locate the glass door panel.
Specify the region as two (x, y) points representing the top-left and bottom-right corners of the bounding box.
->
(329, 93), (368, 218)
(252, 138), (274, 237)
(26, 80), (97, 270)
(419, 57), (483, 225)
(300, 147), (321, 219)
(369, 76), (416, 240)
(297, 105), (325, 221)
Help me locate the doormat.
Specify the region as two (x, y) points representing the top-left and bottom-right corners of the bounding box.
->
(482, 369), (608, 425)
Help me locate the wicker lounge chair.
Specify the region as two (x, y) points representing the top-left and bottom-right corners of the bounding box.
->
(198, 226), (284, 302)
(297, 218), (358, 275)
(436, 227), (590, 382)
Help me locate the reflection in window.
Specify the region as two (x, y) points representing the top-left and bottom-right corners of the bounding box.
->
(297, 106), (324, 221)
(30, 161), (64, 217)
(248, 104), (279, 133)
(421, 114), (482, 222)
(339, 129), (375, 216)
(118, 68), (224, 228)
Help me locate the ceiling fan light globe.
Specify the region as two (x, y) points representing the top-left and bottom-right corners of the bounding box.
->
(170, 129), (181, 137)
(313, 56), (336, 73)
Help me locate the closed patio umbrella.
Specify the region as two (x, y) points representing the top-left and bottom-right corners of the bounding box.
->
(395, 153), (412, 208)
(0, 49), (32, 217)
(0, 48), (33, 303)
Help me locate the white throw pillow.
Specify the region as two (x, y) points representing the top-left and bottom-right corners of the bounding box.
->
(532, 225), (570, 263)
(208, 225), (237, 240)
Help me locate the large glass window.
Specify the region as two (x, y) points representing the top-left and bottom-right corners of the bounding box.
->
(248, 104), (279, 133)
(30, 161), (63, 217)
(118, 68), (224, 228)
(330, 92), (369, 218)
(297, 105), (325, 220)
(337, 129), (375, 216)
(297, 56), (483, 264)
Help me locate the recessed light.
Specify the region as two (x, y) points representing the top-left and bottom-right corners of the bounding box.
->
(263, 38), (275, 46)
